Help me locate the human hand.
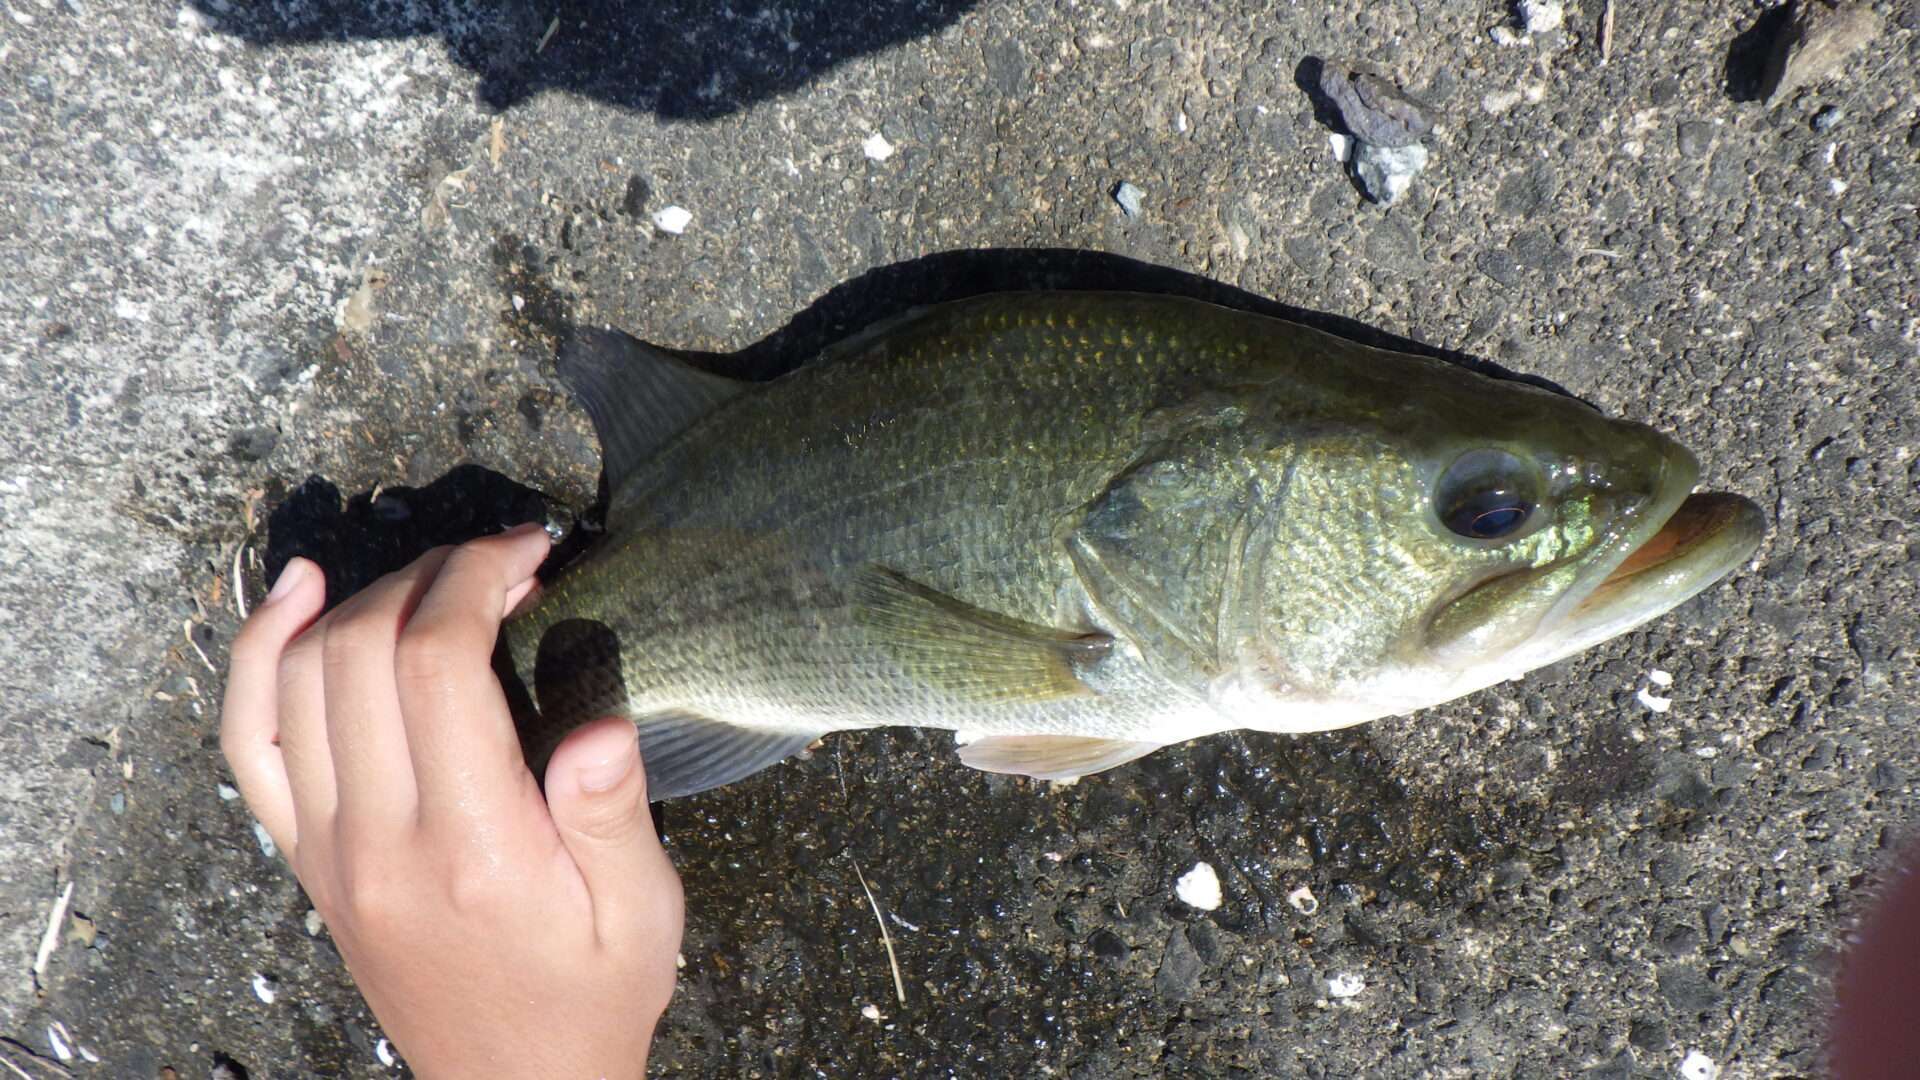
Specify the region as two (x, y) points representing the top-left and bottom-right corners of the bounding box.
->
(220, 525), (682, 1078)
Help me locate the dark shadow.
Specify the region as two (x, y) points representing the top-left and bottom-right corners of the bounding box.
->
(186, 0), (977, 118)
(520, 616), (631, 777)
(651, 246), (1579, 398)
(263, 465), (611, 792)
(260, 463), (593, 611)
(1292, 56), (1350, 137)
(1725, 4), (1794, 103)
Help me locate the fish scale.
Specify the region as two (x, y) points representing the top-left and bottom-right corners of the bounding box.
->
(502, 291), (1763, 799)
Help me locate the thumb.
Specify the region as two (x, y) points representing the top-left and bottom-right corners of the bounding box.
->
(545, 717), (680, 937)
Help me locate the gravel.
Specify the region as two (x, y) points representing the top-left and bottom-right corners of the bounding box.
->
(4, 0), (1917, 1075)
(1351, 140), (1430, 205)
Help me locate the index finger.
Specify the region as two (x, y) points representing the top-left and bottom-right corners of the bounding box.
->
(220, 557), (327, 859)
(391, 524), (551, 823)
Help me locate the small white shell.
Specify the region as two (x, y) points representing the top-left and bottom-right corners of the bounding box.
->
(652, 205), (692, 235)
(46, 1022), (73, 1061)
(1175, 862), (1222, 911)
(1680, 1049), (1718, 1080)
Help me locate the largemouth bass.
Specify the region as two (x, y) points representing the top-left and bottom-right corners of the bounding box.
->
(503, 291), (1763, 798)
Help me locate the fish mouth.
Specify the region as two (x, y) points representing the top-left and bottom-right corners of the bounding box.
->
(1529, 491), (1766, 667)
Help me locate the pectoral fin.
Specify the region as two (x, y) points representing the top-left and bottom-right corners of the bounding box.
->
(957, 734), (1163, 780)
(854, 567), (1109, 704)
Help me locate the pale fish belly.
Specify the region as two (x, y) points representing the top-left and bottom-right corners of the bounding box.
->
(633, 642), (1220, 744)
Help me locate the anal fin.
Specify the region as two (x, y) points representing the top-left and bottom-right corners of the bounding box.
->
(957, 735), (1162, 781)
(634, 710), (820, 799)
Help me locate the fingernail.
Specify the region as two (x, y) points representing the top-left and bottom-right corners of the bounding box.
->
(577, 732), (638, 792)
(507, 521), (548, 539)
(265, 559), (307, 604)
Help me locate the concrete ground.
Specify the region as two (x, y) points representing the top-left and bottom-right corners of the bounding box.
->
(3, 0), (1916, 1075)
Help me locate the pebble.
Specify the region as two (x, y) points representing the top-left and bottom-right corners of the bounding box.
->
(1286, 885), (1319, 915)
(1676, 120), (1715, 158)
(1763, 1), (1883, 103)
(251, 972), (279, 1004)
(1352, 141), (1429, 206)
(1870, 761), (1903, 792)
(1089, 928), (1130, 963)
(1154, 927), (1204, 999)
(1327, 972), (1366, 999)
(1630, 1017), (1671, 1052)
(1110, 180), (1144, 218)
(1520, 0), (1564, 34)
(226, 425), (280, 463)
(46, 1022), (72, 1061)
(1482, 88), (1525, 114)
(305, 908), (325, 936)
(650, 205), (692, 235)
(1520, 0), (1566, 34)
(1680, 1049), (1720, 1080)
(375, 1039), (397, 1068)
(1364, 216), (1428, 274)
(1175, 861), (1223, 910)
(66, 912), (98, 949)
(1318, 62), (1434, 148)
(109, 792), (125, 815)
(861, 132), (895, 162)
(252, 821), (276, 858)
(1283, 235), (1330, 277)
(1811, 104), (1842, 132)
(217, 782), (240, 801)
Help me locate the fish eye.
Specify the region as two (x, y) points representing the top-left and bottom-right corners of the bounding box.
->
(1436, 449), (1540, 541)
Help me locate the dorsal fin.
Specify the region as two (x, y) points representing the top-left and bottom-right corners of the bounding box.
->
(556, 326), (747, 494)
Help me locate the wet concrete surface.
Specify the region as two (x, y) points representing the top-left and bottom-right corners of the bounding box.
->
(3, 0), (1917, 1075)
